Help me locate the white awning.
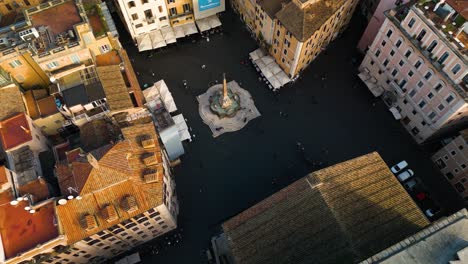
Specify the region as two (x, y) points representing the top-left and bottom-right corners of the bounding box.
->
(149, 30), (166, 49)
(161, 27), (176, 41)
(269, 63), (282, 75)
(136, 34), (152, 52)
(207, 15), (222, 28)
(276, 71), (291, 86)
(249, 50), (260, 61)
(261, 56), (275, 66)
(173, 25), (185, 39)
(389, 107), (402, 120)
(182, 22), (198, 35)
(358, 72), (383, 97)
(173, 114), (191, 142)
(267, 75), (281, 89)
(260, 66), (273, 78)
(196, 19), (210, 32)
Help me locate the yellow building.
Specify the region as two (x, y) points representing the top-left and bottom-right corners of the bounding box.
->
(235, 0), (359, 77)
(0, 51), (50, 89)
(0, 0), (42, 16)
(165, 0), (195, 26)
(231, 0), (256, 31)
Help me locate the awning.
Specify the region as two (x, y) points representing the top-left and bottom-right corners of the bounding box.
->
(196, 19), (210, 32)
(261, 56), (275, 65)
(136, 34), (152, 52)
(173, 114), (192, 142)
(161, 27), (176, 42)
(173, 25), (185, 39)
(276, 71), (291, 86)
(267, 75), (281, 89)
(389, 107), (402, 120)
(182, 22), (198, 35)
(260, 66), (273, 78)
(207, 15), (222, 28)
(269, 63), (282, 75)
(149, 30), (166, 49)
(249, 50), (260, 61)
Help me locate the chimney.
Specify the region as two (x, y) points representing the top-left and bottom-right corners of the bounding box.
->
(20, 125), (30, 134)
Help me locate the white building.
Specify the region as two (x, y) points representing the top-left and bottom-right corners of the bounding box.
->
(359, 1), (468, 144)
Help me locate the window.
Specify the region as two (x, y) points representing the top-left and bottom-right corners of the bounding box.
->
(446, 94), (455, 104)
(381, 40), (386, 46)
(462, 164), (467, 169)
(408, 18), (415, 28)
(446, 172), (454, 180)
(370, 60), (374, 65)
(452, 64), (461, 75)
(100, 44), (110, 53)
(399, 60), (405, 67)
(128, 1), (135, 8)
(399, 79), (407, 89)
(158, 6), (163, 12)
(167, 0), (175, 3)
(9, 59), (22, 68)
(427, 40), (437, 53)
(183, 3), (190, 12)
(412, 109), (417, 115)
(445, 155), (449, 160)
(414, 60), (422, 69)
(141, 0), (148, 3)
(416, 29), (426, 41)
(408, 70), (413, 77)
(159, 16), (167, 21)
(411, 127), (420, 135)
(459, 145), (464, 150)
(5, 3), (12, 10)
(409, 89), (416, 97)
(396, 39), (402, 48)
(451, 150), (457, 156)
(428, 112), (436, 120)
(387, 29), (393, 38)
(436, 158), (446, 169)
(390, 50), (395, 56)
(131, 13), (138, 20)
(455, 182), (465, 193)
(421, 121), (426, 126)
(427, 92), (433, 99)
(46, 61), (59, 69)
(169, 7), (177, 16)
(424, 71), (432, 80)
(405, 49), (412, 58)
(383, 59), (389, 67)
(418, 100), (426, 109)
(144, 9), (153, 19)
(437, 52), (449, 64)
(403, 99), (408, 104)
(375, 49), (381, 57)
(434, 83), (444, 92)
(391, 69), (398, 77)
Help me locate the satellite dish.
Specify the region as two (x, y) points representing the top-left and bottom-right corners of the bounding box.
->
(29, 209), (36, 214)
(24, 206), (31, 211)
(58, 199), (68, 205)
(17, 197), (24, 201)
(76, 196), (82, 200)
(10, 200), (18, 206)
(67, 195), (74, 200)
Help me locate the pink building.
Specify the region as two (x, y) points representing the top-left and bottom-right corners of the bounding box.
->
(359, 1), (468, 144)
(432, 129), (468, 204)
(358, 0), (410, 53)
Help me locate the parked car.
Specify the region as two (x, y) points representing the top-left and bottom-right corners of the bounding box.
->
(397, 169), (414, 182)
(391, 160), (408, 174)
(404, 177), (422, 191)
(415, 191), (427, 201)
(425, 207), (441, 218)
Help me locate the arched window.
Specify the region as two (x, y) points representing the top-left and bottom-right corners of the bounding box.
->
(438, 52), (449, 65)
(452, 64), (461, 75)
(427, 40), (437, 52)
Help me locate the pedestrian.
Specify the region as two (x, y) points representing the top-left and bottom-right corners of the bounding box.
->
(136, 71), (140, 76)
(201, 64), (206, 69)
(207, 37), (210, 42)
(152, 72), (155, 77)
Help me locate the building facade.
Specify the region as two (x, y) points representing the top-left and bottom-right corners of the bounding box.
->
(358, 1), (468, 144)
(432, 129), (468, 204)
(232, 0), (359, 78)
(357, 0), (410, 53)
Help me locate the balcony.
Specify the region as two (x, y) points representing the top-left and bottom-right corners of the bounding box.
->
(390, 80), (407, 97)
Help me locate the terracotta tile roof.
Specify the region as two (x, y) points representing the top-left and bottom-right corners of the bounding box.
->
(56, 161), (93, 195)
(0, 166), (8, 185)
(96, 65), (134, 111)
(0, 192), (59, 259)
(37, 96), (58, 117)
(257, 0), (291, 18)
(17, 178), (50, 203)
(0, 85), (26, 121)
(0, 113), (33, 151)
(79, 119), (116, 152)
(276, 0), (345, 41)
(446, 0), (468, 19)
(56, 122), (165, 243)
(222, 152), (429, 264)
(95, 50), (122, 66)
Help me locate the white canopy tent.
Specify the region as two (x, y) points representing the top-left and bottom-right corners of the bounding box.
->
(173, 114), (192, 142)
(207, 15), (222, 28)
(260, 66), (273, 78)
(249, 50), (260, 61)
(143, 80), (178, 113)
(250, 48), (292, 89)
(261, 56), (275, 65)
(136, 34), (152, 52)
(115, 253), (141, 264)
(173, 26), (185, 38)
(149, 30), (166, 49)
(161, 27), (176, 44)
(196, 19), (210, 32)
(182, 22), (198, 35)
(267, 75), (281, 89)
(276, 71), (291, 86)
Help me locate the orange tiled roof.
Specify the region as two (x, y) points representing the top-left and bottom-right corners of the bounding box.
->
(0, 113), (32, 150)
(56, 122), (165, 243)
(0, 191), (59, 259)
(18, 178), (50, 203)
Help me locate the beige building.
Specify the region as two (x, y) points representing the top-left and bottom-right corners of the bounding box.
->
(211, 152), (429, 263)
(232, 0), (359, 78)
(358, 1), (468, 143)
(0, 0), (42, 16)
(432, 129), (468, 204)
